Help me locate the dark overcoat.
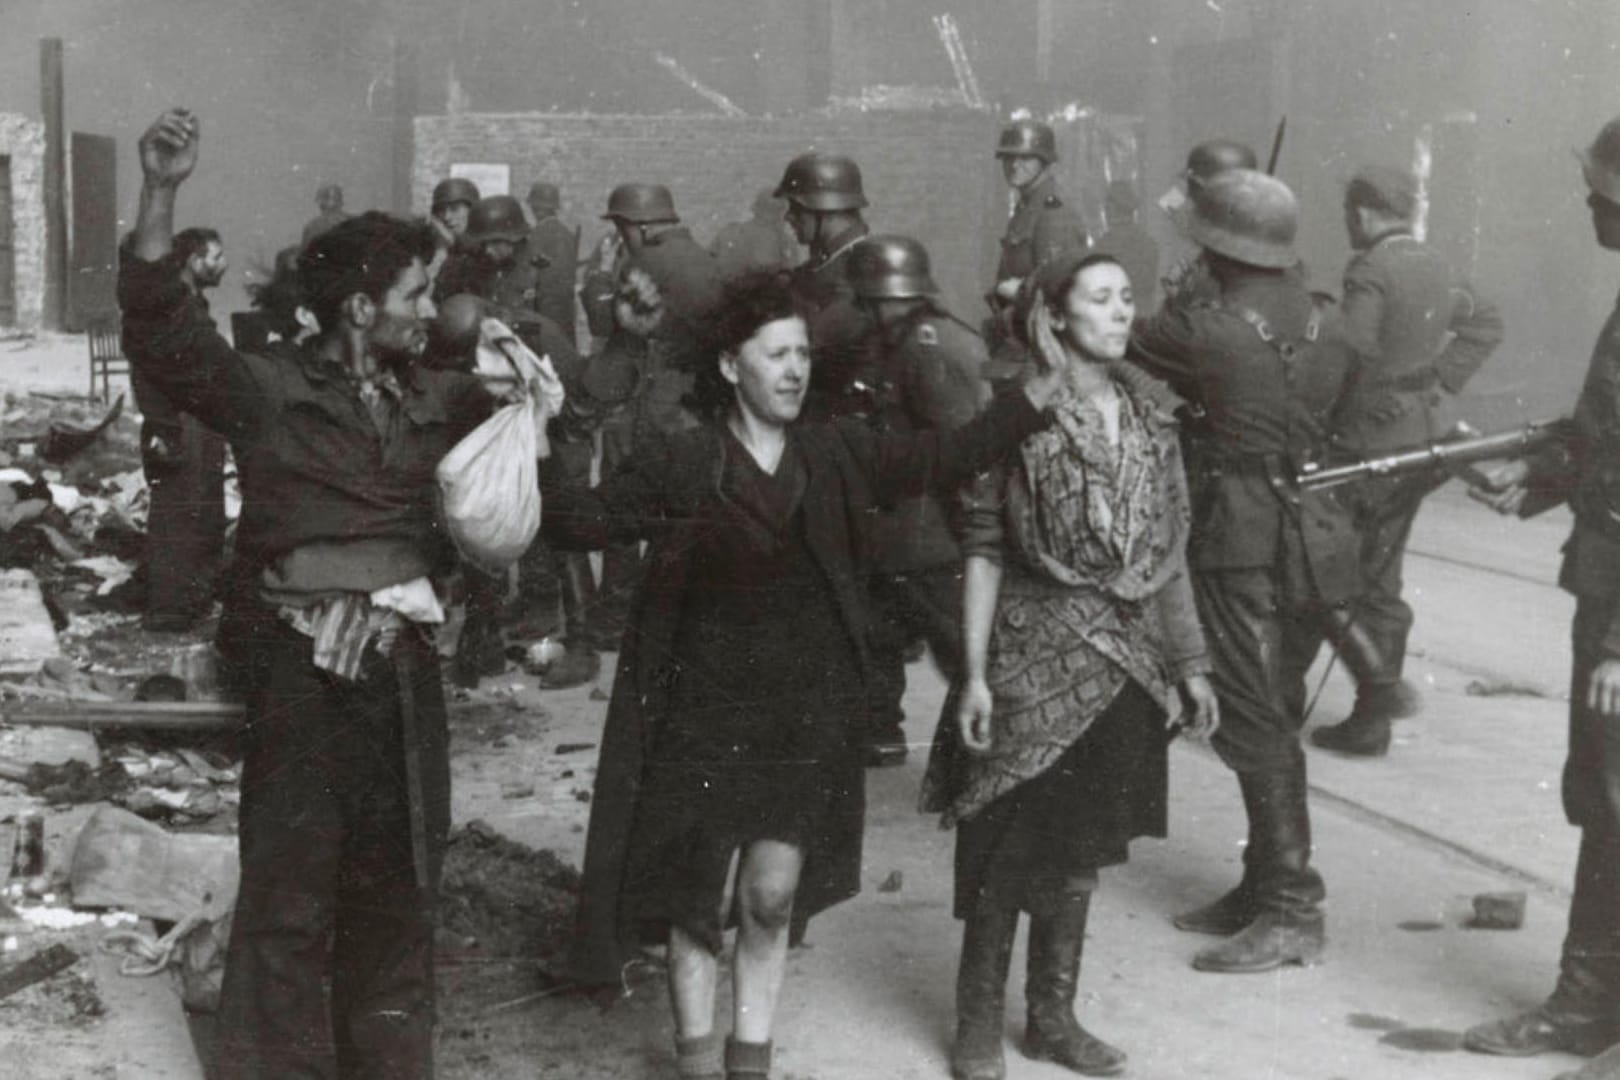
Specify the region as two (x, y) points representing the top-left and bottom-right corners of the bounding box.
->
(544, 387), (1046, 986)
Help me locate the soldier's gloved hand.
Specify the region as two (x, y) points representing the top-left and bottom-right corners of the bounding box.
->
(993, 277), (1022, 302)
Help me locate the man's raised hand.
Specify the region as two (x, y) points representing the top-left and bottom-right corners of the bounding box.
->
(139, 109), (199, 187)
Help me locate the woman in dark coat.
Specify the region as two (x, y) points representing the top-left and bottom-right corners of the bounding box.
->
(920, 252), (1219, 1080)
(543, 271), (1066, 1080)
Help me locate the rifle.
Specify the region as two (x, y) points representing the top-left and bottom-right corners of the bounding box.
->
(1266, 116), (1287, 175)
(1296, 418), (1570, 492)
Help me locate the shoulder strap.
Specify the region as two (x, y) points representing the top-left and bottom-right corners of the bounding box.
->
(1229, 303), (1320, 360)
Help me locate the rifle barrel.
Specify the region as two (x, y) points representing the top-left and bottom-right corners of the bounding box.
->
(1297, 421), (1565, 491)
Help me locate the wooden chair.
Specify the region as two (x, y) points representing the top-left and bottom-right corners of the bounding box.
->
(87, 314), (128, 401)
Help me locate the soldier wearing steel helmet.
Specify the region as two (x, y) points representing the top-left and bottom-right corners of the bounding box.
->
(1130, 168), (1359, 976)
(1462, 115), (1620, 1077)
(435, 196), (598, 690)
(1159, 139), (1261, 312)
(775, 151), (876, 420)
(1307, 165), (1504, 759)
(577, 183), (721, 649)
(987, 119), (1089, 373)
(844, 235), (990, 768)
(429, 176), (480, 249)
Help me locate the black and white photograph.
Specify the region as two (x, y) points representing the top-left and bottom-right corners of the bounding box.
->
(0, 2), (1617, 1078)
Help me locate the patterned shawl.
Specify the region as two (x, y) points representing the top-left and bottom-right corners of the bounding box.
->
(935, 361), (1191, 826)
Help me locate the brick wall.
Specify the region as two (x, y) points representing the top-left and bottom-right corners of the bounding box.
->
(414, 110), (1006, 319)
(0, 113), (46, 330)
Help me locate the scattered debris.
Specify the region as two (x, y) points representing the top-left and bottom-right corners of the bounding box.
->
(499, 781), (535, 800)
(0, 943), (79, 1004)
(554, 743), (594, 755)
(68, 806), (239, 923)
(1468, 891), (1526, 930)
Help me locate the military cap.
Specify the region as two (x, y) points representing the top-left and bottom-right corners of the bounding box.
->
(1345, 165), (1420, 220)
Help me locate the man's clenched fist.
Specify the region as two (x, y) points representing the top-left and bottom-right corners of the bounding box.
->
(139, 109), (199, 187)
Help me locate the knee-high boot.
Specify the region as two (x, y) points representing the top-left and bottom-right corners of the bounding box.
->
(1465, 825), (1620, 1056)
(1022, 889), (1126, 1076)
(1310, 608), (1419, 757)
(1173, 773), (1267, 935)
(1193, 766), (1326, 973)
(951, 897), (1018, 1080)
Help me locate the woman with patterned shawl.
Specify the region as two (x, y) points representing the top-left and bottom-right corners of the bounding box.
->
(921, 251), (1219, 1080)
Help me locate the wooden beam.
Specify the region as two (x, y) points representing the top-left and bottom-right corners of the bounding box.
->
(39, 38), (66, 331)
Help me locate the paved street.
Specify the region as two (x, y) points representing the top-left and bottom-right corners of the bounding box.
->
(445, 484), (1596, 1079)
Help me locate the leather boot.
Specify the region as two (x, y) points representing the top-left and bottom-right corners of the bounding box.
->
(951, 897), (1018, 1080)
(1022, 889), (1126, 1076)
(1194, 767), (1326, 973)
(1465, 826), (1620, 1056)
(1310, 610), (1419, 757)
(1174, 774), (1267, 935)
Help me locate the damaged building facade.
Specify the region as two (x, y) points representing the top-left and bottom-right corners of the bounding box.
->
(0, 113), (46, 331)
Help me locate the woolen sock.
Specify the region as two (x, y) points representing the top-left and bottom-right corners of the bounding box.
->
(675, 1032), (724, 1078)
(724, 1036), (772, 1078)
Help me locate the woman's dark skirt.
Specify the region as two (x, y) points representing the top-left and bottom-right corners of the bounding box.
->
(954, 681), (1169, 917)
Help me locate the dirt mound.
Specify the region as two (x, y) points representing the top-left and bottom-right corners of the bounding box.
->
(438, 820), (580, 974)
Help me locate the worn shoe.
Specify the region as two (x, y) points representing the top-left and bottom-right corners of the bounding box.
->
(1309, 714), (1391, 757)
(1191, 910), (1325, 973)
(538, 643), (600, 690)
(1173, 881), (1257, 936)
(1462, 1007), (1612, 1057)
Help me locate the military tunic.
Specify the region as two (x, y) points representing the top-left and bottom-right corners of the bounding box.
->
(995, 172), (1090, 286)
(859, 307), (992, 755)
(527, 214), (581, 342)
(790, 223), (875, 422)
(1131, 271), (1358, 772)
(1506, 285), (1620, 1028)
(1331, 228), (1504, 683)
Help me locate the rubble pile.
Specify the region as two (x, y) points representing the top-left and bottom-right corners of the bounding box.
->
(0, 390), (237, 698)
(438, 819), (581, 974)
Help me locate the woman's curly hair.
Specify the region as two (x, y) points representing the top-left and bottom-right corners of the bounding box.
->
(684, 268), (812, 421)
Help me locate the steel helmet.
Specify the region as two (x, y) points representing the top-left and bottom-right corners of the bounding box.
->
(1580, 116), (1620, 205)
(527, 180), (561, 214)
(773, 153), (868, 212)
(601, 183), (679, 224)
(846, 235), (939, 299)
(467, 196), (529, 244)
(995, 119), (1058, 165)
(1184, 139), (1259, 187)
(1187, 169), (1299, 269)
(431, 177), (481, 211)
